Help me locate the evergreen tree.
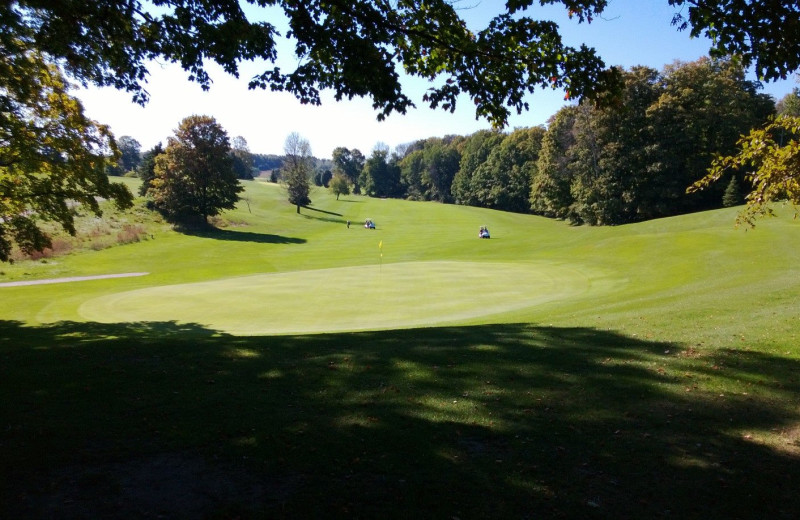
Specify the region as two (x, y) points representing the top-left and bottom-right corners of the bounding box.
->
(722, 176), (744, 207)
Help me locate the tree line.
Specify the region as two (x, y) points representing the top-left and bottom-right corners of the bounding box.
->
(111, 134), (258, 183)
(128, 56), (793, 229)
(108, 57), (796, 230)
(330, 58), (789, 226)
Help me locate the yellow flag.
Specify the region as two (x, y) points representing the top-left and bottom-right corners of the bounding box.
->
(379, 240), (383, 256)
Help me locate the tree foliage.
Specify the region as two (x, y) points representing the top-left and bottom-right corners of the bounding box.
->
(148, 115), (242, 224)
(329, 173), (350, 200)
(399, 136), (462, 202)
(0, 46), (132, 261)
(230, 136), (255, 180)
(252, 154), (283, 173)
(136, 143), (164, 196)
(361, 145), (402, 198)
(332, 147), (366, 193)
(8, 0), (798, 128)
(531, 106), (580, 220)
(452, 130), (506, 206)
(0, 0), (623, 129)
(530, 58), (774, 224)
(690, 116), (800, 226)
(283, 132), (312, 211)
(117, 136), (142, 173)
(466, 127), (545, 212)
(777, 88), (800, 117)
(722, 175), (744, 208)
(668, 0), (800, 82)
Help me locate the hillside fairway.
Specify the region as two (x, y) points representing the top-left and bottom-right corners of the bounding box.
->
(1, 180), (799, 519)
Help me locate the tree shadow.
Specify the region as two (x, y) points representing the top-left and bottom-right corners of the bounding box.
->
(298, 205), (348, 224)
(185, 227), (306, 244)
(2, 321), (798, 518)
(302, 206), (342, 217)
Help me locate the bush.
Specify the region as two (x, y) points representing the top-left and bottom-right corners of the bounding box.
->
(116, 224), (148, 244)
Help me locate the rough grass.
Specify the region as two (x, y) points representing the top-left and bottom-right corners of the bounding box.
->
(1, 179), (798, 518)
(8, 177), (162, 262)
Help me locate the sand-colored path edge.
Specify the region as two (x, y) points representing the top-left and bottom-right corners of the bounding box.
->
(0, 272), (148, 287)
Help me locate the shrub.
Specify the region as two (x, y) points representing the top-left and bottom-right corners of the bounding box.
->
(116, 224), (148, 244)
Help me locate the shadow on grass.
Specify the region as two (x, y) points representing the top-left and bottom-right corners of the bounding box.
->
(186, 227), (306, 244)
(299, 205), (347, 224)
(1, 320), (798, 519)
(302, 206), (342, 217)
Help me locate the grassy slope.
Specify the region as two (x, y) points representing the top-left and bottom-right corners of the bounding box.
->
(1, 180), (799, 518)
(2, 180), (797, 343)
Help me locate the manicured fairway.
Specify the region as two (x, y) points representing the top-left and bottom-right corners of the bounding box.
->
(78, 260), (608, 334)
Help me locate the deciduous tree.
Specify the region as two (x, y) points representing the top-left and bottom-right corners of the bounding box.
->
(690, 116), (800, 226)
(329, 174), (350, 200)
(531, 107), (580, 220)
(148, 115), (242, 225)
(421, 139), (461, 203)
(467, 127), (545, 213)
(777, 88), (800, 117)
(136, 143), (164, 196)
(399, 148), (426, 200)
(649, 57), (774, 215)
(283, 132), (312, 212)
(231, 136), (255, 180)
(0, 46), (132, 261)
(452, 130), (506, 207)
(531, 59), (774, 224)
(118, 136), (142, 173)
(332, 147), (366, 194)
(361, 145), (401, 198)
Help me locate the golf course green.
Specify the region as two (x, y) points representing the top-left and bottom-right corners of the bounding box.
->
(77, 260), (606, 334)
(1, 179), (798, 518)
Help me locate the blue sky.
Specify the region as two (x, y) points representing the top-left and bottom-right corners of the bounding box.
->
(75, 0), (797, 158)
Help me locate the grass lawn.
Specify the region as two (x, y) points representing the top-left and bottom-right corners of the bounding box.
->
(1, 180), (799, 518)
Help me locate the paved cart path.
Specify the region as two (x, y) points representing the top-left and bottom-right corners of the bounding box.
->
(0, 272), (148, 287)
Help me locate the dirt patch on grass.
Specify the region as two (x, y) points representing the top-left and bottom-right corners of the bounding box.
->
(776, 423), (800, 454)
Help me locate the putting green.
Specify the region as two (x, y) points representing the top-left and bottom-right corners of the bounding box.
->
(78, 261), (608, 334)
